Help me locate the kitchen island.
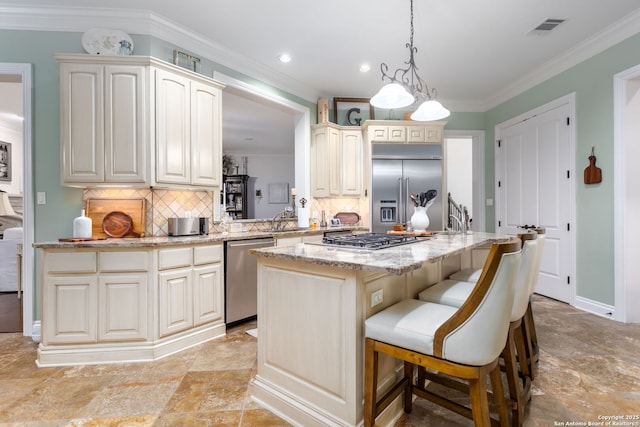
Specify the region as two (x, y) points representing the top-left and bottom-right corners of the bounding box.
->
(33, 226), (361, 367)
(250, 232), (511, 427)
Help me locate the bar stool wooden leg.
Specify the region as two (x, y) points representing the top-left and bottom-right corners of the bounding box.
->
(364, 338), (378, 427)
(490, 361), (510, 427)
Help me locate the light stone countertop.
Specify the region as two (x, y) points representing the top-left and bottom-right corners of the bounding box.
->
(32, 225), (365, 249)
(250, 232), (514, 275)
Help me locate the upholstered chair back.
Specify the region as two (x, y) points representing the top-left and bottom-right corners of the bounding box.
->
(434, 240), (521, 366)
(511, 233), (539, 322)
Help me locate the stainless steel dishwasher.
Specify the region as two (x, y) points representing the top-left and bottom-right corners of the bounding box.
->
(225, 237), (275, 325)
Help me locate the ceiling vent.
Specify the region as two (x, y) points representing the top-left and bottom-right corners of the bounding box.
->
(529, 18), (566, 35)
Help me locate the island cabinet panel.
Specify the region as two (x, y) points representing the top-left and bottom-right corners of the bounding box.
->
(257, 260), (361, 425)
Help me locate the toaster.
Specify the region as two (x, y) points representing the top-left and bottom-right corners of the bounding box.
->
(168, 217), (209, 236)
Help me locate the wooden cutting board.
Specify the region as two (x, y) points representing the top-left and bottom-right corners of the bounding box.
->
(86, 198), (146, 238)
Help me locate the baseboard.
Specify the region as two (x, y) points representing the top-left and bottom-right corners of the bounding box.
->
(573, 296), (616, 321)
(36, 322), (225, 367)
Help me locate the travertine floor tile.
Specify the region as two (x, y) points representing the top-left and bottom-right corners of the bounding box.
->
(0, 297), (638, 426)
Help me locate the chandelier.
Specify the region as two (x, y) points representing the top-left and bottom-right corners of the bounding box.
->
(370, 0), (450, 121)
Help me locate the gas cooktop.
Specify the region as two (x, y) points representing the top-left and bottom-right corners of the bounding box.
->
(319, 233), (422, 250)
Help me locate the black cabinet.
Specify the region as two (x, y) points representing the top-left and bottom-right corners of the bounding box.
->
(224, 175), (249, 219)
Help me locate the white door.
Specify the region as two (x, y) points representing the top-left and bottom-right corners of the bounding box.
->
(496, 99), (574, 303)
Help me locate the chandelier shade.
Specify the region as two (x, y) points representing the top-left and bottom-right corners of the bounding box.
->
(370, 83), (415, 109)
(410, 100), (451, 121)
(370, 0), (450, 121)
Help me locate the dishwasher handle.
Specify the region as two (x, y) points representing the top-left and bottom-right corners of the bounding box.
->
(226, 238), (275, 248)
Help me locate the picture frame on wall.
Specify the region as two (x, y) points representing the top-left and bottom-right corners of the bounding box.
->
(0, 141), (11, 182)
(173, 50), (202, 73)
(333, 97), (375, 126)
(268, 183), (289, 204)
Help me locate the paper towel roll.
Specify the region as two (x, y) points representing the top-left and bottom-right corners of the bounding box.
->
(297, 207), (310, 228)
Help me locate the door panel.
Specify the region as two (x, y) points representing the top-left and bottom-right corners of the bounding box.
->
(498, 102), (572, 302)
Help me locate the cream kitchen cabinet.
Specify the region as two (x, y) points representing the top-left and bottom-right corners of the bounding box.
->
(42, 250), (150, 345)
(155, 69), (223, 187)
(59, 59), (148, 185)
(56, 54), (224, 189)
(363, 120), (446, 144)
(38, 243), (225, 367)
(157, 244), (224, 338)
(311, 123), (364, 197)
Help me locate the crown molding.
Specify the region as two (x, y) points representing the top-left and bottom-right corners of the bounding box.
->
(483, 8), (640, 111)
(2, 4), (639, 111)
(0, 4), (322, 103)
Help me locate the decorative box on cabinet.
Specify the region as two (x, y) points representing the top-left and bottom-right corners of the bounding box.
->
(311, 123), (364, 198)
(55, 54), (225, 189)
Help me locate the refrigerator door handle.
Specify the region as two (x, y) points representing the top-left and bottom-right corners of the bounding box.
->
(398, 177), (403, 225)
(405, 177), (410, 224)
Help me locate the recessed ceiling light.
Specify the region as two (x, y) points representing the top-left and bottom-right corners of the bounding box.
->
(278, 53), (292, 63)
(360, 63), (371, 73)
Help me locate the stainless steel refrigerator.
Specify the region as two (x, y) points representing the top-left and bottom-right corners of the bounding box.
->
(371, 143), (443, 233)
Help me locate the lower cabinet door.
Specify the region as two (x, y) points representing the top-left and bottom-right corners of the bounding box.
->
(193, 263), (223, 326)
(98, 274), (148, 341)
(44, 275), (98, 344)
(158, 268), (194, 337)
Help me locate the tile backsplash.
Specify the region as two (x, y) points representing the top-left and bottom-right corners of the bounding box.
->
(83, 188), (214, 236)
(83, 188), (368, 236)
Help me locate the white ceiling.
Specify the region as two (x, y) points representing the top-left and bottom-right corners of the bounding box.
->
(2, 0), (640, 155)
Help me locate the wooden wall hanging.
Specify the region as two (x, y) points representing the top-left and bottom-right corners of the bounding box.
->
(584, 147), (602, 184)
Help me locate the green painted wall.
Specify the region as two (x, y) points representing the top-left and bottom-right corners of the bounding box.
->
(2, 27), (638, 315)
(485, 33), (640, 305)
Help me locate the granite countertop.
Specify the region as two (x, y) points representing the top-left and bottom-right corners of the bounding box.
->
(32, 225), (364, 249)
(250, 232), (514, 275)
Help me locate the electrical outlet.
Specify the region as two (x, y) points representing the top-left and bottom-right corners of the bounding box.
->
(371, 289), (384, 307)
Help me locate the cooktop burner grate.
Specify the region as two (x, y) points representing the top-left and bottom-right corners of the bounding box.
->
(321, 233), (420, 249)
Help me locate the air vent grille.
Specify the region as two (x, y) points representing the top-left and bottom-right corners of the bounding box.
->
(530, 18), (565, 35)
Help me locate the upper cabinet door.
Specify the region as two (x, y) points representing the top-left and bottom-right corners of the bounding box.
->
(155, 68), (191, 185)
(190, 80), (222, 187)
(340, 130), (363, 196)
(104, 65), (147, 183)
(60, 63), (105, 183)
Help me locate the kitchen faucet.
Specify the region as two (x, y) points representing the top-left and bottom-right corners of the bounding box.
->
(271, 206), (294, 231)
(449, 204), (467, 235)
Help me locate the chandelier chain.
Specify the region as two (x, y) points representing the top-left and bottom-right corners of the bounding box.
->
(378, 0), (437, 102)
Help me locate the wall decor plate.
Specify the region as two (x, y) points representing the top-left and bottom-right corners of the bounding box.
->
(81, 28), (134, 55)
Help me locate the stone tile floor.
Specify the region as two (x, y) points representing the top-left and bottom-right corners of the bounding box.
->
(0, 295), (639, 426)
